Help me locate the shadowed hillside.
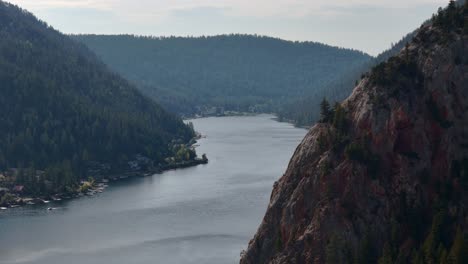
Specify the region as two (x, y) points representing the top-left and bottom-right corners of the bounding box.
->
(73, 34), (372, 116)
(0, 1), (195, 194)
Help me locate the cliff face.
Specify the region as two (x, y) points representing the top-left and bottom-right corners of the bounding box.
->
(241, 4), (468, 264)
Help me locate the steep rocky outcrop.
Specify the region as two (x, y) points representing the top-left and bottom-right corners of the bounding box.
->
(241, 3), (468, 264)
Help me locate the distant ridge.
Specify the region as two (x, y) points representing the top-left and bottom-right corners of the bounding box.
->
(73, 34), (372, 116)
(279, 0), (467, 127)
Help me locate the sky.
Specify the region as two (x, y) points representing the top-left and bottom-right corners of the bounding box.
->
(8, 0), (448, 55)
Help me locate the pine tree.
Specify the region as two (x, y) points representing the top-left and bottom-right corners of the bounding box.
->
(448, 0), (456, 11)
(320, 98), (331, 123)
(448, 228), (468, 264)
(332, 103), (347, 134)
(405, 42), (410, 63)
(423, 211), (446, 263)
(378, 243), (393, 264)
(326, 234), (340, 264)
(355, 233), (375, 264)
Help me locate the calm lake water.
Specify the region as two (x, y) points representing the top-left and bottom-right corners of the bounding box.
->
(0, 115), (306, 264)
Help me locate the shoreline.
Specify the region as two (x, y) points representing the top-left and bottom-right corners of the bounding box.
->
(272, 117), (311, 129)
(0, 158), (208, 210)
(185, 112), (311, 130)
(1, 114), (294, 210)
(183, 111), (259, 121)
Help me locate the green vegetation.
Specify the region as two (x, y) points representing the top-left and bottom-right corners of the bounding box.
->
(433, 0), (466, 33)
(344, 140), (381, 179)
(275, 231), (283, 251)
(332, 103), (348, 136)
(319, 98), (333, 123)
(317, 133), (328, 152)
(320, 160), (333, 176)
(0, 192), (14, 205)
(368, 39), (425, 100)
(448, 228), (468, 264)
(409, 211), (468, 264)
(73, 34), (371, 117)
(345, 142), (368, 163)
(0, 2), (195, 194)
(451, 159), (468, 190)
(370, 56), (422, 90)
(296, 2), (468, 263)
(325, 235), (355, 264)
(377, 243), (393, 264)
(78, 178), (95, 193)
(279, 31), (417, 127)
(355, 233), (377, 264)
(377, 202), (468, 264)
(172, 144), (197, 163)
(323, 103), (351, 152)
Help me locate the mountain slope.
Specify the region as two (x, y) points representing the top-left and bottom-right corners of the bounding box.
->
(0, 2), (194, 193)
(278, 31), (418, 127)
(241, 2), (468, 263)
(73, 34), (372, 116)
(280, 1), (467, 127)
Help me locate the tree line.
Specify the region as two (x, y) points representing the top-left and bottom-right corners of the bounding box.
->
(0, 1), (194, 194)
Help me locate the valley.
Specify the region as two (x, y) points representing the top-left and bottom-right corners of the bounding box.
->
(0, 1), (466, 264)
(0, 115), (306, 264)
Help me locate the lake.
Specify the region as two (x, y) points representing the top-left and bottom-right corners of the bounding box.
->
(0, 115), (307, 264)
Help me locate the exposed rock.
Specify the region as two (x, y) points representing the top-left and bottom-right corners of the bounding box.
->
(241, 4), (468, 264)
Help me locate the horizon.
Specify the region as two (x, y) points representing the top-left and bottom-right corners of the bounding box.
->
(8, 0), (447, 56)
(71, 33), (375, 56)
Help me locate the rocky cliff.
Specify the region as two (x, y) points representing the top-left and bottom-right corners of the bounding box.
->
(241, 3), (468, 264)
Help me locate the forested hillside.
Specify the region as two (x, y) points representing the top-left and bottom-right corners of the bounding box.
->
(0, 1), (195, 194)
(277, 31), (418, 126)
(73, 34), (372, 116)
(279, 1), (468, 127)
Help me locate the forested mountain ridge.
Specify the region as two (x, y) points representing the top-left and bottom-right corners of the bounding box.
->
(73, 34), (372, 116)
(0, 1), (195, 195)
(278, 32), (418, 127)
(241, 2), (468, 263)
(280, 0), (466, 127)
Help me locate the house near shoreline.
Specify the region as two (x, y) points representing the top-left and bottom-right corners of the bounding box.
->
(13, 185), (24, 193)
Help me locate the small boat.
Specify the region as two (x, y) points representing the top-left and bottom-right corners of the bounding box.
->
(10, 205), (20, 208)
(43, 200), (50, 204)
(47, 207), (58, 211)
(0, 207), (7, 210)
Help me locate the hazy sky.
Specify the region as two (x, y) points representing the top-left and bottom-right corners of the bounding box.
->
(9, 0), (448, 55)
